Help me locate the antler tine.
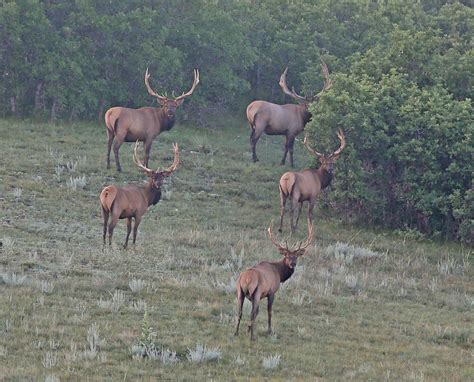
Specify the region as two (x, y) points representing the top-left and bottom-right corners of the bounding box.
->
(174, 69), (200, 102)
(299, 221), (314, 251)
(162, 143), (180, 174)
(329, 128), (346, 159)
(133, 140), (154, 174)
(279, 67), (307, 102)
(144, 68), (168, 102)
(303, 134), (324, 158)
(267, 221), (288, 251)
(312, 59), (333, 101)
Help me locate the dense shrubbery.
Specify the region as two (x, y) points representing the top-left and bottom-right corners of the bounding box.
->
(307, 22), (472, 242)
(0, 0), (472, 241)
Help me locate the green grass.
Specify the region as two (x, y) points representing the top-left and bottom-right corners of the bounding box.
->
(0, 117), (472, 381)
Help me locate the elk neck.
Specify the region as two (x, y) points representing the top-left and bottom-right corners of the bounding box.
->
(298, 103), (312, 125)
(144, 180), (162, 206)
(157, 107), (176, 132)
(274, 259), (295, 283)
(302, 109), (312, 125)
(312, 166), (333, 189)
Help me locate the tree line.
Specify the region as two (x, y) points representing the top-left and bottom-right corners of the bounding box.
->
(1, 0), (472, 242)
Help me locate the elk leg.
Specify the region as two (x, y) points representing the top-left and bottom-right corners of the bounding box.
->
(102, 209), (109, 245)
(108, 213), (119, 246)
(267, 293), (274, 335)
(294, 202), (303, 231)
(113, 139), (123, 172)
(288, 136), (296, 168)
(143, 141), (152, 168)
(290, 193), (301, 234)
(132, 216), (141, 244)
(278, 191), (288, 233)
(124, 218), (132, 249)
(106, 130), (114, 170)
(250, 128), (259, 162)
(307, 201), (315, 230)
(234, 287), (245, 336)
(289, 198), (296, 234)
(281, 135), (290, 165)
(249, 293), (261, 341)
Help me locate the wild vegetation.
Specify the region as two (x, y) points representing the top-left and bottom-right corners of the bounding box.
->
(0, 118), (472, 380)
(0, 0), (472, 240)
(0, 1), (472, 379)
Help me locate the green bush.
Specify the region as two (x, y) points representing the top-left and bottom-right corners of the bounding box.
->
(307, 71), (473, 243)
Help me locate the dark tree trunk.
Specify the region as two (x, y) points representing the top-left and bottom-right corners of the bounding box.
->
(50, 98), (58, 123)
(34, 82), (44, 111)
(10, 96), (16, 114)
(98, 99), (105, 121)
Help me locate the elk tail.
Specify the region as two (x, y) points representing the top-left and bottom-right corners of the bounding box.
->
(279, 172), (296, 197)
(240, 269), (259, 300)
(99, 186), (118, 213)
(104, 109), (119, 135)
(250, 112), (259, 130)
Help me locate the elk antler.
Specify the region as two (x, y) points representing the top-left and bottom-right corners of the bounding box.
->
(174, 69), (200, 102)
(295, 221), (314, 252)
(268, 220), (314, 253)
(328, 128), (346, 159)
(303, 134), (324, 158)
(144, 68), (168, 103)
(279, 67), (307, 102)
(268, 221), (289, 251)
(162, 143), (180, 175)
(310, 59), (332, 101)
(133, 140), (154, 176)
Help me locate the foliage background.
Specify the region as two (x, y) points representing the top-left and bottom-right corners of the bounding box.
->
(0, 0), (472, 241)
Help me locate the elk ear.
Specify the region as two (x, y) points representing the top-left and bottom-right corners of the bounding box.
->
(175, 98), (185, 107)
(278, 248), (288, 257)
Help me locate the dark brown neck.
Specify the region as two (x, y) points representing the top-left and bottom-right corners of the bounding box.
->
(298, 103), (312, 125)
(157, 108), (176, 131)
(315, 167), (333, 189)
(144, 181), (162, 206)
(274, 259), (295, 283)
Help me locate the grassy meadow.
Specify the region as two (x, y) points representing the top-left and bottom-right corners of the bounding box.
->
(0, 117), (472, 381)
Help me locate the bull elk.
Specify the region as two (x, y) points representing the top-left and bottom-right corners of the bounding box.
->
(279, 129), (346, 234)
(234, 221), (314, 340)
(100, 141), (179, 248)
(246, 60), (332, 167)
(105, 68), (198, 171)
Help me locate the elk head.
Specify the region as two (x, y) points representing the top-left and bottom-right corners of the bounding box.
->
(144, 68), (200, 120)
(268, 220), (314, 268)
(279, 59), (332, 108)
(133, 140), (180, 189)
(304, 128), (346, 174)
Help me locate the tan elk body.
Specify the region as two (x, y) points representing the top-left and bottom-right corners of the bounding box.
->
(247, 61), (331, 167)
(279, 129), (345, 233)
(100, 142), (179, 248)
(234, 222), (313, 340)
(105, 69), (198, 171)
